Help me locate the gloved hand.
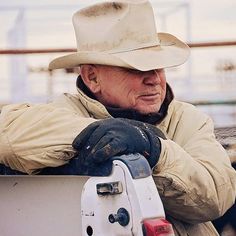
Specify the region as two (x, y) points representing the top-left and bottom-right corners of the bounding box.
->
(72, 118), (164, 168)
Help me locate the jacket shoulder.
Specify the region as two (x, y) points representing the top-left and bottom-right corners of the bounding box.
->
(168, 100), (211, 125)
(161, 99), (214, 142)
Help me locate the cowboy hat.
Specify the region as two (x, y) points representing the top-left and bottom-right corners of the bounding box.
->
(49, 0), (190, 71)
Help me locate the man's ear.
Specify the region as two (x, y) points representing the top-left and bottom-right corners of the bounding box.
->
(80, 65), (101, 93)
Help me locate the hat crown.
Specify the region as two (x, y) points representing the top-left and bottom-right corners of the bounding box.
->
(72, 0), (159, 53)
(49, 0), (190, 71)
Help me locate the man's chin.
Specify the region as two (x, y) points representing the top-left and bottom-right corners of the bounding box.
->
(135, 106), (161, 115)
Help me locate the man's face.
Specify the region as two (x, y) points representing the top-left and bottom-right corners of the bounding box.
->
(88, 65), (167, 114)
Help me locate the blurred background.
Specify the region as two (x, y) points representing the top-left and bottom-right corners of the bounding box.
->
(0, 0), (236, 128)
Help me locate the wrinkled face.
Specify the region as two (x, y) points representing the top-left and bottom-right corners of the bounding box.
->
(82, 65), (167, 114)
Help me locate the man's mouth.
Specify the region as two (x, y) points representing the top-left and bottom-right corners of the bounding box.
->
(139, 93), (161, 101)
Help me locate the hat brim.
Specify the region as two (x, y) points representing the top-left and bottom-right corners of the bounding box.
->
(49, 33), (190, 71)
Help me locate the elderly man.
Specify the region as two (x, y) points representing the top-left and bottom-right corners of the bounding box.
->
(0, 1), (235, 235)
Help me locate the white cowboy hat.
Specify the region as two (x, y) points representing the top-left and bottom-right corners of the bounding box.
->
(49, 0), (190, 71)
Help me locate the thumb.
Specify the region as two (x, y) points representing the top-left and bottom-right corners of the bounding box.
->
(89, 137), (128, 163)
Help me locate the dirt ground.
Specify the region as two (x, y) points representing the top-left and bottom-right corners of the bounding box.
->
(215, 126), (236, 164)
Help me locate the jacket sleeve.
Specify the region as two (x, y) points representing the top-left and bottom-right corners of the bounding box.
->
(0, 103), (96, 174)
(153, 104), (236, 224)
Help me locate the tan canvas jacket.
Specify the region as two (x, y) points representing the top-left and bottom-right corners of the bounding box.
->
(0, 89), (235, 236)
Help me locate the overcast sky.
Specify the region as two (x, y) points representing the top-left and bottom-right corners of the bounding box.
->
(0, 0), (236, 48)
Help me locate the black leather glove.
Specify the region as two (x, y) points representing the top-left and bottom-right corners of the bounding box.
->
(73, 118), (164, 168)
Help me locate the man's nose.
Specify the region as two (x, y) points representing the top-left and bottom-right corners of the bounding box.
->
(143, 70), (160, 85)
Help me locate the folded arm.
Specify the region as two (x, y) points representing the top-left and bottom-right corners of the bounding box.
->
(154, 107), (236, 224)
(0, 103), (96, 174)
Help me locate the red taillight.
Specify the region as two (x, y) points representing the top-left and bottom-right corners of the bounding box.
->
(143, 218), (174, 236)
